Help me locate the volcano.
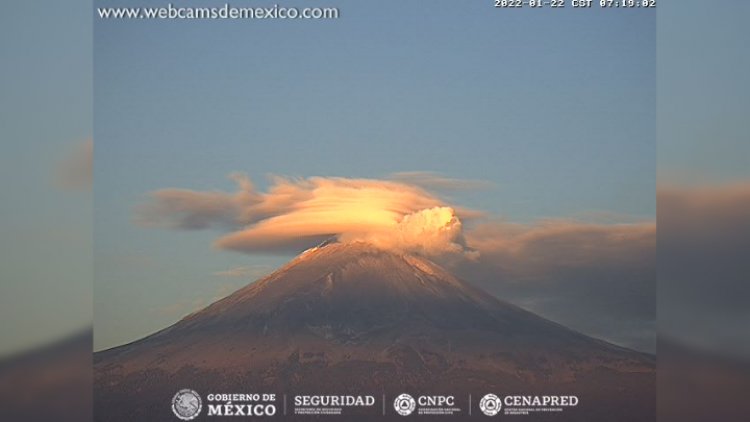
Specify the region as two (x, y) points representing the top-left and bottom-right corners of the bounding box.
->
(95, 241), (654, 420)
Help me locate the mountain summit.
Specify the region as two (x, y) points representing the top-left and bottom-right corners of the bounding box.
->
(96, 241), (654, 420)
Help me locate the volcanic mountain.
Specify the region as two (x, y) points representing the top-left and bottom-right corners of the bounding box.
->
(95, 241), (654, 420)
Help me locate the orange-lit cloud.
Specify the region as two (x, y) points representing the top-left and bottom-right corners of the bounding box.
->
(137, 174), (477, 257)
(137, 172), (662, 351)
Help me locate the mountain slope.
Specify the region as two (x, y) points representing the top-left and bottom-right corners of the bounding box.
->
(95, 241), (654, 420)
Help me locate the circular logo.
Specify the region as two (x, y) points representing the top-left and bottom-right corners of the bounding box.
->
(172, 389), (202, 420)
(479, 394), (502, 416)
(393, 393), (416, 416)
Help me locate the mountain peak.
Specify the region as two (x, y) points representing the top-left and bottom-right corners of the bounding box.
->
(178, 239), (500, 331)
(96, 238), (654, 421)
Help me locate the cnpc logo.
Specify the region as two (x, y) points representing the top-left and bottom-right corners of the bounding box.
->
(393, 394), (416, 416)
(419, 395), (455, 406)
(393, 394), (456, 416)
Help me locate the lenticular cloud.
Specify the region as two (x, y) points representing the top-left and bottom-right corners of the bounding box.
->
(136, 174), (477, 258)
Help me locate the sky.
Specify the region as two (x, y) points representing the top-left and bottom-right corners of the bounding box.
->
(0, 5), (746, 420)
(657, 0), (750, 186)
(94, 1), (656, 351)
(656, 0), (750, 360)
(0, 0), (744, 397)
(0, 1), (92, 358)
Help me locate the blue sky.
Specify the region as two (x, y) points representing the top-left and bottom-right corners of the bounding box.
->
(0, 0), (92, 357)
(94, 2), (655, 350)
(658, 0), (750, 184)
